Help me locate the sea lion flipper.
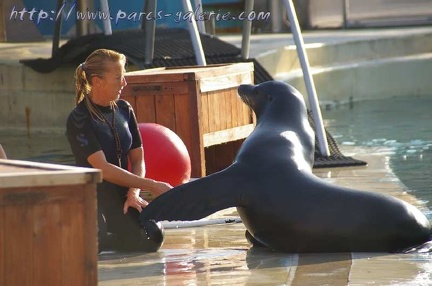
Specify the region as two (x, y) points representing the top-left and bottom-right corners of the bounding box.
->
(139, 165), (247, 222)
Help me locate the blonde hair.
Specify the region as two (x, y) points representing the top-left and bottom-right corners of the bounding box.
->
(74, 49), (126, 120)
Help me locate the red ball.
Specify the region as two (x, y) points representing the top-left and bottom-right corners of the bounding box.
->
(138, 123), (191, 186)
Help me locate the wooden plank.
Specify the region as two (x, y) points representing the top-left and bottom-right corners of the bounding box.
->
(155, 94), (176, 131)
(225, 89), (234, 129)
(126, 82), (190, 96)
(0, 159), (101, 188)
(187, 80), (205, 177)
(4, 205), (33, 286)
(126, 64), (252, 85)
(33, 203), (62, 286)
(231, 88), (241, 128)
(219, 90), (227, 130)
(135, 94), (156, 123)
(0, 172), (100, 189)
(62, 201), (86, 286)
(203, 124), (254, 147)
(174, 93), (193, 158)
(0, 207), (4, 286)
(200, 91), (210, 135)
(125, 72), (187, 84)
(243, 98), (253, 125)
(213, 143), (235, 173)
(199, 71), (253, 93)
(204, 146), (216, 174)
(83, 184), (98, 286)
(208, 90), (222, 132)
(0, 159), (98, 172)
(0, 185), (84, 207)
(238, 86), (250, 126)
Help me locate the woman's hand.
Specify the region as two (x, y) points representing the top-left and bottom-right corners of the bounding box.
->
(150, 181), (173, 197)
(123, 188), (148, 214)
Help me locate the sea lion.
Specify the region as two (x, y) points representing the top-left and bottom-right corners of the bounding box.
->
(139, 81), (431, 253)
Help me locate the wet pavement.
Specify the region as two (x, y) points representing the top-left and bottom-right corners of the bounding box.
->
(97, 146), (432, 285)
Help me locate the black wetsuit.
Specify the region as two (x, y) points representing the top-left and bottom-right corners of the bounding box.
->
(66, 99), (144, 251)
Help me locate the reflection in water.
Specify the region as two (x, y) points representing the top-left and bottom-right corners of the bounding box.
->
(98, 223), (432, 285)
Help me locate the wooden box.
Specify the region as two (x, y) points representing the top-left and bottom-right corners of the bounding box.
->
(122, 63), (255, 177)
(0, 159), (101, 286)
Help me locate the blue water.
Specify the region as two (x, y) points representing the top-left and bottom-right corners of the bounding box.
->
(322, 95), (432, 208)
(1, 95), (431, 209)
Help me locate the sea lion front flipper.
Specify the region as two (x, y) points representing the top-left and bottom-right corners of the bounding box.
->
(139, 164), (249, 222)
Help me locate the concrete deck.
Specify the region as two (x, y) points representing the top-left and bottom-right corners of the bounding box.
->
(98, 146), (432, 285)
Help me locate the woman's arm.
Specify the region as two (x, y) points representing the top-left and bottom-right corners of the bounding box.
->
(129, 146), (145, 179)
(124, 147), (149, 213)
(87, 150), (172, 194)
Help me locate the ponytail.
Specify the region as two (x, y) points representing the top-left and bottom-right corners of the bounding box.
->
(73, 49), (126, 120)
(74, 63), (91, 106)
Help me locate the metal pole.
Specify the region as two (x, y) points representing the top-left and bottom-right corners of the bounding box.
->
(76, 0), (85, 36)
(99, 0), (112, 35)
(181, 0), (207, 66)
(194, 0), (206, 33)
(52, 0), (64, 56)
(283, 0), (330, 157)
(240, 0), (254, 59)
(342, 0), (350, 28)
(144, 0), (157, 64)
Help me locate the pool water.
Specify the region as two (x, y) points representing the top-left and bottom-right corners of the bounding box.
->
(0, 129), (74, 165)
(322, 95), (432, 209)
(1, 95), (431, 210)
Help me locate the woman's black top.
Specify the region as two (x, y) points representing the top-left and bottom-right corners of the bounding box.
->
(66, 99), (142, 205)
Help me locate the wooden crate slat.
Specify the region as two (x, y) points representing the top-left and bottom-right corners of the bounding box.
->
(155, 94), (176, 131)
(203, 124), (254, 147)
(174, 93), (193, 156)
(210, 143), (234, 173)
(204, 146), (216, 174)
(135, 93), (156, 123)
(200, 91), (210, 135)
(224, 89), (233, 129)
(83, 184), (98, 286)
(4, 205), (33, 286)
(61, 201), (86, 286)
(0, 186), (83, 207)
(0, 207), (4, 286)
(186, 80), (206, 177)
(33, 203), (63, 286)
(126, 82), (190, 96)
(208, 90), (222, 132)
(126, 72), (190, 84)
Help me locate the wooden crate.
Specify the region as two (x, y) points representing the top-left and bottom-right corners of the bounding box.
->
(122, 63), (255, 177)
(0, 159), (101, 286)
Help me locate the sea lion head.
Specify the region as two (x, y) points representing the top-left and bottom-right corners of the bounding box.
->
(238, 81), (307, 120)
